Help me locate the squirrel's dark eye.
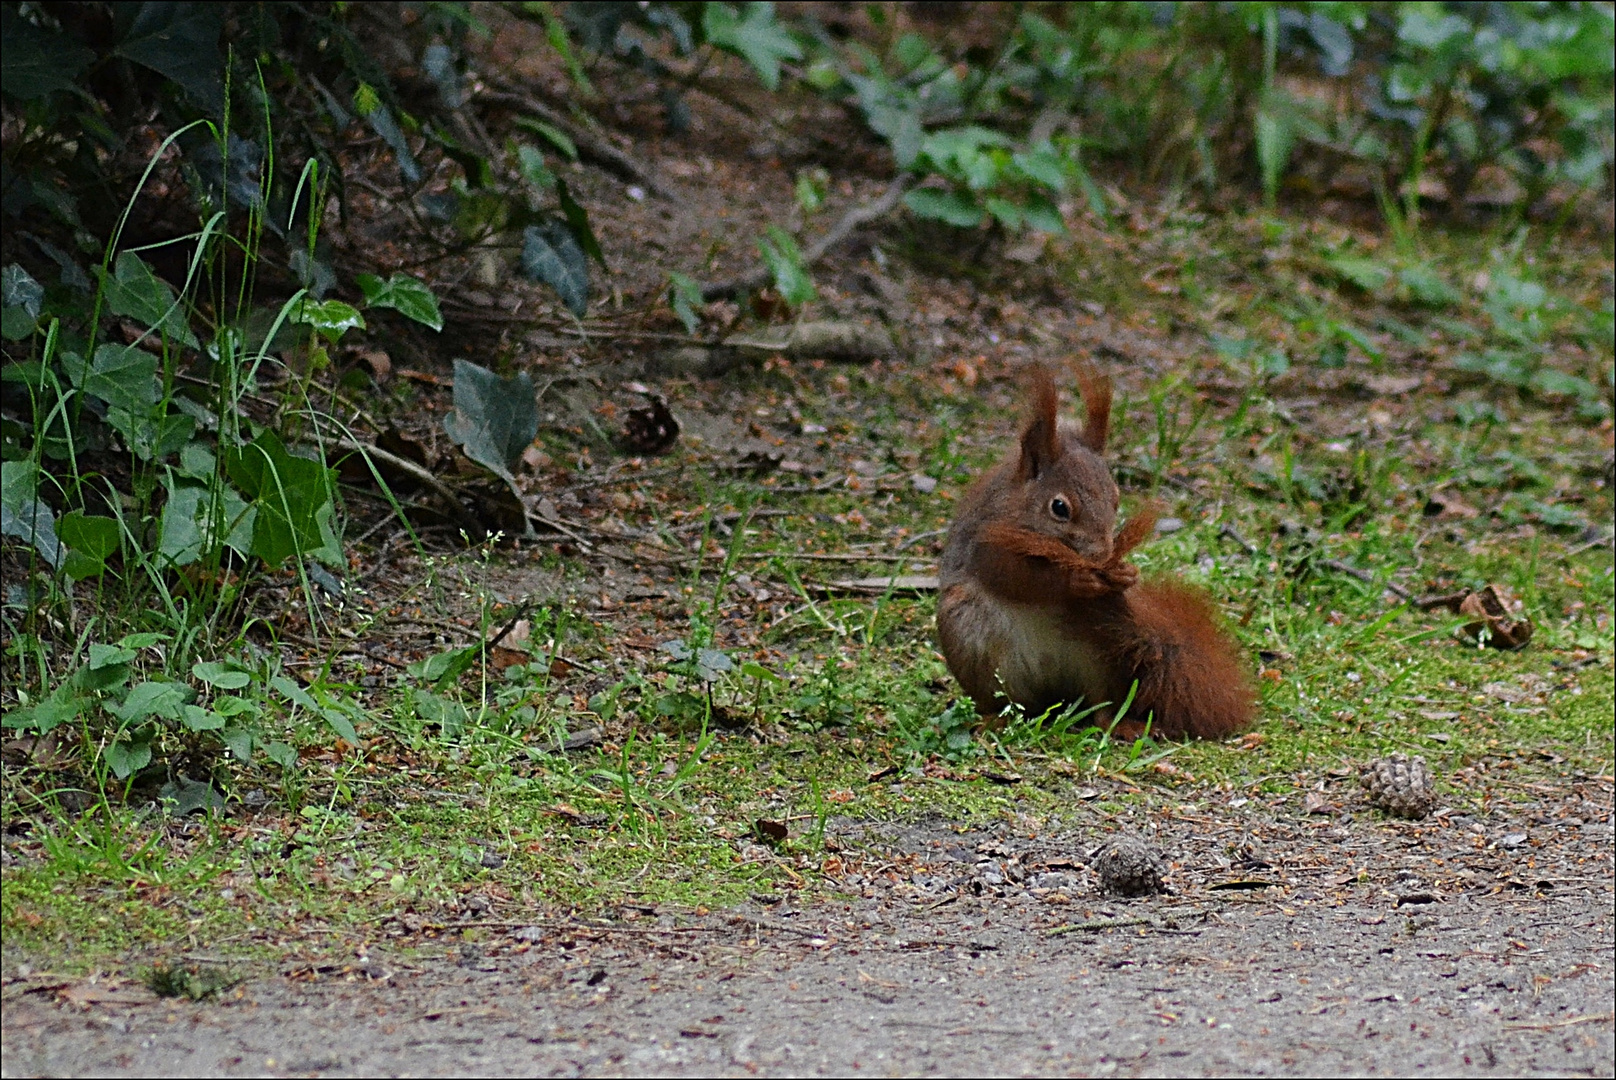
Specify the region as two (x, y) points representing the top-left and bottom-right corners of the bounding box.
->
(1050, 497), (1071, 521)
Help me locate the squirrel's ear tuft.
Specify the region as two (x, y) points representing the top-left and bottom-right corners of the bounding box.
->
(1017, 366), (1060, 481)
(1075, 363), (1112, 452)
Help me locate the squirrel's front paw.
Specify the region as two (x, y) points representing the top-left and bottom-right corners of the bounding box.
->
(1066, 563), (1132, 597)
(1099, 561), (1139, 592)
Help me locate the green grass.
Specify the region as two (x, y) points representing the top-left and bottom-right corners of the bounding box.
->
(4, 203), (1612, 969)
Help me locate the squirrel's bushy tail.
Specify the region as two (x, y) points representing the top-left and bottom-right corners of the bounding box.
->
(1110, 580), (1256, 740)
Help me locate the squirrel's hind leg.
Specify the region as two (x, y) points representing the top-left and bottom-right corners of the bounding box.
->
(938, 580), (1011, 716)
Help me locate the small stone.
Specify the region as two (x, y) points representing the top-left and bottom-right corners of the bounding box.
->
(1360, 753), (1437, 819)
(1092, 835), (1165, 897)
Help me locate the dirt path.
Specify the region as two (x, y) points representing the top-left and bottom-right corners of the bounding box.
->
(5, 781), (1611, 1077)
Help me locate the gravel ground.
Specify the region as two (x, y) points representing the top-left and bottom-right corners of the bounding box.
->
(5, 778), (1611, 1077)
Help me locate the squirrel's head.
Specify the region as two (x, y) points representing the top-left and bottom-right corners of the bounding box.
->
(1011, 365), (1120, 562)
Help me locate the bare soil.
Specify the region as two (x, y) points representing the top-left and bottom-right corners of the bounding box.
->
(6, 777), (1611, 1077)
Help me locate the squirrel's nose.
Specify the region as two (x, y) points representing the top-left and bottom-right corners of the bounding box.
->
(1070, 535), (1112, 562)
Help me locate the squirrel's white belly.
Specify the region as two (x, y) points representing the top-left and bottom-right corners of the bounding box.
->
(975, 592), (1107, 712)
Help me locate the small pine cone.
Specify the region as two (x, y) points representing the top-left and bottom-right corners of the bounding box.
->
(1092, 835), (1165, 897)
(1360, 753), (1436, 819)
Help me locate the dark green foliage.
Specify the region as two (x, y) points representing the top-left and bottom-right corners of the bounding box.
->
(442, 359), (540, 488)
(520, 221), (591, 316)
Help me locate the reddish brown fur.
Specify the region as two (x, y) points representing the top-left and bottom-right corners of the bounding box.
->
(1073, 363), (1111, 452)
(936, 364), (1255, 741)
(1082, 582), (1256, 740)
(1107, 502), (1158, 563)
(978, 521), (1140, 600)
(1015, 366), (1061, 482)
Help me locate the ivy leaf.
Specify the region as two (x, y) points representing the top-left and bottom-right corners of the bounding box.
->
(74, 343), (159, 414)
(2, 264), (44, 317)
(88, 643), (138, 669)
(98, 252), (199, 348)
(520, 220), (590, 316)
(220, 726), (253, 762)
(695, 648), (733, 682)
(355, 273), (443, 331)
(0, 7), (94, 99)
(158, 477), (254, 567)
(1011, 147), (1068, 192)
(1, 306), (36, 342)
(103, 730), (154, 780)
(192, 660), (252, 690)
(222, 430), (335, 566)
(109, 680), (190, 724)
(92, 355), (193, 462)
(114, 2), (225, 110)
(262, 741), (298, 769)
(861, 99), (924, 169)
(409, 688), (470, 738)
(984, 196), (1024, 229)
(179, 705), (225, 732)
(442, 359), (538, 486)
(1, 685), (83, 733)
(59, 510), (120, 579)
(1021, 192), (1066, 235)
(740, 661), (783, 684)
(406, 646), (479, 689)
(703, 2), (803, 92)
(0, 460), (62, 568)
(290, 298), (366, 343)
(159, 774), (227, 814)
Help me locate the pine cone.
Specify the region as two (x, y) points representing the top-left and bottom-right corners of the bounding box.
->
(1360, 754), (1436, 819)
(1092, 835), (1165, 897)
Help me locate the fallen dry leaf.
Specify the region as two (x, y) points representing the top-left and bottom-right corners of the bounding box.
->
(1457, 584), (1534, 650)
(360, 350), (392, 380)
(488, 646), (528, 673)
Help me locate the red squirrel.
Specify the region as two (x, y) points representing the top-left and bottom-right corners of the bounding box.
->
(936, 365), (1255, 740)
